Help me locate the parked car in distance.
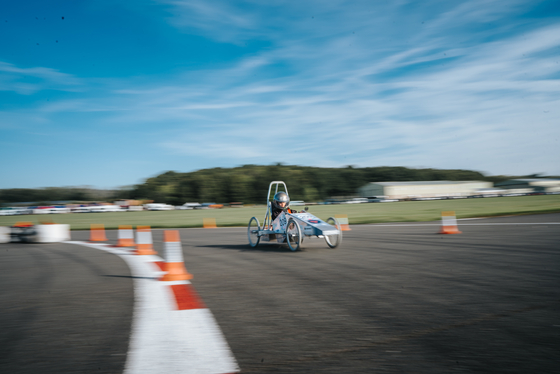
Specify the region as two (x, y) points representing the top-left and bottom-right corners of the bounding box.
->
(345, 198), (368, 204)
(0, 207), (29, 215)
(178, 202), (202, 210)
(88, 205), (126, 213)
(323, 199), (343, 204)
(368, 196), (398, 202)
(410, 197), (442, 201)
(144, 203), (175, 211)
(33, 206), (71, 214)
(195, 203), (223, 209)
(70, 206), (92, 213)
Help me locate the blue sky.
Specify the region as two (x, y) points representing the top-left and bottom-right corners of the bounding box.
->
(1, 0), (559, 189)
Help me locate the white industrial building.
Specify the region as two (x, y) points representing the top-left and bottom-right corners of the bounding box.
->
(358, 181), (492, 200)
(494, 179), (560, 193)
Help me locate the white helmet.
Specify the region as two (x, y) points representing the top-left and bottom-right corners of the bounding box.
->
(272, 191), (290, 210)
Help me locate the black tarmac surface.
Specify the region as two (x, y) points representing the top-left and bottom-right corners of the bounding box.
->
(0, 242), (133, 373)
(1, 213), (559, 373)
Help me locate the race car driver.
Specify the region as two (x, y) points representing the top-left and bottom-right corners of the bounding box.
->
(271, 191), (297, 221)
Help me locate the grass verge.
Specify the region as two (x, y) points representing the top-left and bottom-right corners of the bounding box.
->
(0, 195), (559, 230)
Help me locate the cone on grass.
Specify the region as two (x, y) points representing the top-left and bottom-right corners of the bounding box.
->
(203, 218), (217, 229)
(89, 224), (107, 242)
(135, 226), (157, 255)
(335, 215), (351, 231)
(439, 211), (462, 234)
(115, 225), (135, 247)
(160, 230), (193, 281)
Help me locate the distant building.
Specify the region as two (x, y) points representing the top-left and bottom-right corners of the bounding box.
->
(358, 181), (492, 200)
(494, 179), (560, 193)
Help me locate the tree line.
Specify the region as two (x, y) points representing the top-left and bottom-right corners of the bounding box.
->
(1, 165), (551, 205)
(0, 186), (118, 206)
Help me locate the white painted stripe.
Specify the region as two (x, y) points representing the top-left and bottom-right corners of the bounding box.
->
(65, 241), (239, 374)
(124, 269), (238, 374)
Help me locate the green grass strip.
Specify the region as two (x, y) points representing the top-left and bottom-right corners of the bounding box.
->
(0, 195), (559, 230)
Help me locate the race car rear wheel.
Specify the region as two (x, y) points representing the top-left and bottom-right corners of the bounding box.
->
(248, 217), (260, 247)
(325, 217), (342, 248)
(286, 218), (302, 251)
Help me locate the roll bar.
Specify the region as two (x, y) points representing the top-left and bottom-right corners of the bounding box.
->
(263, 181), (288, 229)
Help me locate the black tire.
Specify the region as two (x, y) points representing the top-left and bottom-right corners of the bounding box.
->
(325, 217), (342, 248)
(286, 218), (302, 251)
(248, 217), (260, 247)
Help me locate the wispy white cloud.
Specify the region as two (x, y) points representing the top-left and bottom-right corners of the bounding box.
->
(159, 0), (261, 43)
(0, 61), (81, 94)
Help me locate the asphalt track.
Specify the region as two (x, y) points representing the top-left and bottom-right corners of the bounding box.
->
(1, 213), (559, 373)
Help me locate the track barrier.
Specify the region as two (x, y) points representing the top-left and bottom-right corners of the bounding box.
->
(116, 225), (135, 247)
(36, 224), (70, 242)
(439, 211), (462, 234)
(89, 224), (107, 242)
(160, 230), (193, 281)
(0, 226), (10, 243)
(203, 217), (217, 229)
(335, 215), (351, 231)
(135, 225), (157, 255)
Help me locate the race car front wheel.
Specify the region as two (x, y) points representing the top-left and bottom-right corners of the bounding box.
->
(286, 218), (302, 251)
(248, 217), (260, 247)
(325, 217), (342, 248)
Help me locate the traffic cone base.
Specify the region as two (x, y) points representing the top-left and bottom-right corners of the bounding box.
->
(160, 230), (193, 281)
(160, 262), (193, 281)
(335, 215), (351, 231)
(439, 211), (461, 234)
(116, 225), (135, 247)
(136, 244), (158, 255)
(440, 227), (462, 234)
(89, 224), (107, 242)
(135, 226), (157, 255)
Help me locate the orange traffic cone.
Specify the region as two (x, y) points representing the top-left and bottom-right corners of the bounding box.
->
(115, 225), (135, 247)
(135, 226), (157, 255)
(335, 215), (351, 231)
(89, 224), (107, 242)
(439, 211), (462, 234)
(160, 230), (193, 281)
(203, 218), (217, 229)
